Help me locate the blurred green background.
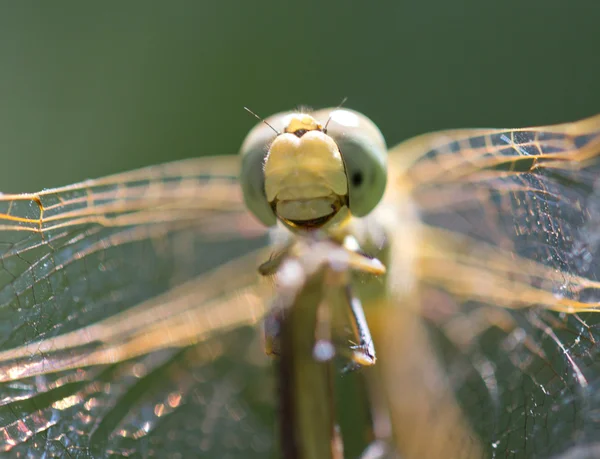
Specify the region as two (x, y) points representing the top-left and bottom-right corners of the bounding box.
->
(0, 1), (598, 192)
(0, 2), (598, 457)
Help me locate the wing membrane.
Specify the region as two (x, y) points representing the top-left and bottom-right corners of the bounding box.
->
(3, 114), (599, 457)
(0, 157), (275, 456)
(388, 115), (600, 457)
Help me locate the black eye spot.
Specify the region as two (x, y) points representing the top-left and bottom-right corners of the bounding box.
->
(351, 172), (364, 187)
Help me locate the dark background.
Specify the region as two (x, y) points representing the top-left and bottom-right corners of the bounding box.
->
(0, 1), (598, 193)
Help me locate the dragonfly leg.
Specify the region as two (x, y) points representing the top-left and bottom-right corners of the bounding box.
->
(267, 236), (384, 459)
(341, 285), (377, 372)
(261, 235), (383, 369)
(312, 269), (337, 362)
(263, 305), (283, 357)
(258, 244), (292, 276)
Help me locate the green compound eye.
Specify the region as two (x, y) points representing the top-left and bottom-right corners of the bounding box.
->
(313, 108), (387, 217)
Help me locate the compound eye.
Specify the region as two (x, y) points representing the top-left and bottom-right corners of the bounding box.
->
(313, 108), (387, 217)
(239, 111), (293, 227)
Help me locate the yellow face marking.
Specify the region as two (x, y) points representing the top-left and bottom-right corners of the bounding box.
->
(263, 114), (349, 229)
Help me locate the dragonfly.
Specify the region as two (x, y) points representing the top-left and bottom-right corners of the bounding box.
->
(0, 107), (598, 458)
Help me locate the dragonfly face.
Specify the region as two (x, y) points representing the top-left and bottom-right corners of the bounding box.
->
(0, 109), (598, 458)
(240, 109), (387, 231)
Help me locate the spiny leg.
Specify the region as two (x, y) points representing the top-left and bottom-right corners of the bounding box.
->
(259, 235), (386, 456)
(342, 285), (377, 372)
(261, 235), (384, 368)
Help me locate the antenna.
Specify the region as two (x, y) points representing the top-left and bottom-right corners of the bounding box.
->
(244, 107), (280, 135)
(323, 96), (348, 133)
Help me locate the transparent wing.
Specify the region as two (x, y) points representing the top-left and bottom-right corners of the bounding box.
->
(389, 115), (600, 458)
(0, 157), (277, 457)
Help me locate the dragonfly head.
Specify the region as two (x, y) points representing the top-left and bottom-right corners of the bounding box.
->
(240, 109), (387, 231)
(263, 114), (349, 229)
